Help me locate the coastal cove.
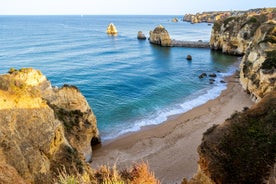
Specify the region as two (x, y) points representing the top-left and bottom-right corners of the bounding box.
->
(0, 15), (239, 141)
(0, 8), (275, 183)
(91, 73), (254, 183)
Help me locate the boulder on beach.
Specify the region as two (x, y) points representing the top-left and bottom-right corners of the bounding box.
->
(137, 31), (146, 40)
(149, 25), (172, 47)
(106, 23), (118, 35)
(186, 55), (192, 60)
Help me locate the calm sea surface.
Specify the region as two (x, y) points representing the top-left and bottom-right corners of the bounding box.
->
(0, 15), (239, 140)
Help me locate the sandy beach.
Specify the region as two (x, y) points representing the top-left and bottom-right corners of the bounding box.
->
(91, 74), (254, 184)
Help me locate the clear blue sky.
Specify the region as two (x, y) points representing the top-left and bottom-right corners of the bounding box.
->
(1, 0), (275, 15)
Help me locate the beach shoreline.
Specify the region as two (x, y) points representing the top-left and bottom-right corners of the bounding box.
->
(91, 73), (254, 183)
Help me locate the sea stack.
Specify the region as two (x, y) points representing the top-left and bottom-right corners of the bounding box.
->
(137, 31), (146, 40)
(106, 23), (118, 35)
(149, 25), (172, 47)
(171, 17), (179, 22)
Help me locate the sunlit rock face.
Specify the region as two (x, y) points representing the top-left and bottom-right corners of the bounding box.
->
(210, 9), (275, 55)
(0, 68), (100, 183)
(106, 23), (118, 35)
(209, 8), (276, 100)
(240, 20), (276, 101)
(149, 25), (172, 47)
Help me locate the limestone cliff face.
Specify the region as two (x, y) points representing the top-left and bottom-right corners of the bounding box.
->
(149, 25), (172, 47)
(210, 12), (272, 55)
(209, 8), (276, 100)
(0, 68), (100, 183)
(183, 8), (272, 24)
(240, 20), (276, 101)
(193, 92), (276, 184)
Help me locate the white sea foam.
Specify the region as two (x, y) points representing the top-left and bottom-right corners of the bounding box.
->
(102, 67), (235, 141)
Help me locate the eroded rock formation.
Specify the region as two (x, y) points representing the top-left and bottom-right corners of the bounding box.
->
(106, 23), (118, 35)
(137, 31), (146, 40)
(210, 11), (274, 55)
(0, 68), (100, 183)
(184, 8), (276, 184)
(183, 8), (274, 24)
(209, 8), (275, 100)
(240, 20), (276, 101)
(149, 25), (172, 47)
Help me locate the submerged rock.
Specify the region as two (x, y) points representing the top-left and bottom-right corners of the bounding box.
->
(106, 23), (118, 35)
(149, 25), (172, 47)
(186, 55), (192, 60)
(137, 31), (146, 40)
(199, 73), (207, 79)
(171, 40), (210, 48)
(209, 73), (217, 78)
(209, 78), (215, 84)
(0, 68), (100, 183)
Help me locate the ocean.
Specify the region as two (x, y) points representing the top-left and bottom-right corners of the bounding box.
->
(0, 15), (239, 141)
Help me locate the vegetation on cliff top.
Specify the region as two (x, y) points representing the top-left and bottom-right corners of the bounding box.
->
(198, 92), (276, 184)
(56, 162), (159, 184)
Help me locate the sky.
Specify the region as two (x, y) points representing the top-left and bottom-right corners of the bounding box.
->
(0, 0), (275, 15)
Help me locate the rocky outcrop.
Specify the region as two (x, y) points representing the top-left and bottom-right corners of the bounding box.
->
(183, 9), (276, 184)
(171, 18), (179, 22)
(149, 26), (210, 48)
(171, 40), (210, 48)
(106, 23), (118, 35)
(186, 55), (192, 60)
(183, 11), (231, 24)
(185, 91), (276, 184)
(210, 8), (275, 55)
(137, 31), (146, 40)
(208, 8), (276, 100)
(0, 68), (100, 183)
(183, 8), (273, 24)
(240, 20), (276, 101)
(149, 25), (172, 47)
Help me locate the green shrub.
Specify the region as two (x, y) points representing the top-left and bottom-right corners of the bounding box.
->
(201, 93), (276, 184)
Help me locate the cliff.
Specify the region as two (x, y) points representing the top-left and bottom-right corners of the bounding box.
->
(209, 8), (276, 100)
(209, 9), (275, 55)
(0, 68), (100, 183)
(240, 20), (276, 101)
(194, 91), (276, 184)
(183, 8), (274, 24)
(183, 9), (276, 184)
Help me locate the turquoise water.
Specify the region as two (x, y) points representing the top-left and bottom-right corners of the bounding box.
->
(0, 16), (238, 140)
